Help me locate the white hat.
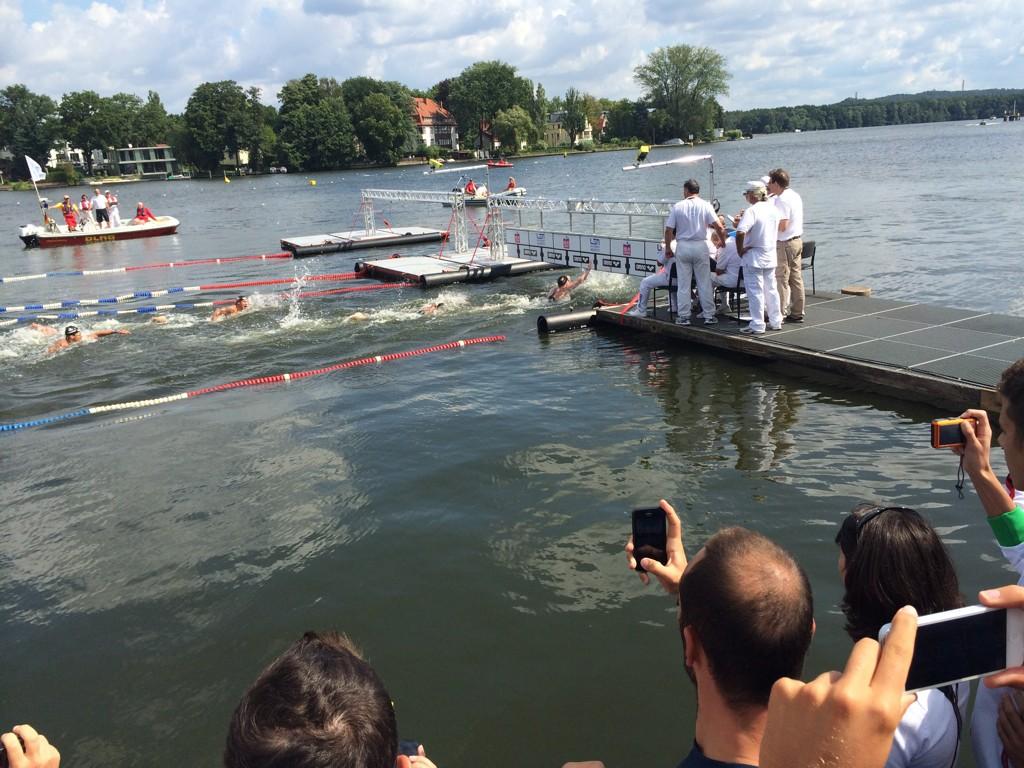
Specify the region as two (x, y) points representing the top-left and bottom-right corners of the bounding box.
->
(744, 180), (767, 194)
(760, 175), (771, 185)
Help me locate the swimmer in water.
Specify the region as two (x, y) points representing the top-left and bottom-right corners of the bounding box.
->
(210, 295), (250, 322)
(344, 312), (371, 323)
(420, 302), (445, 315)
(548, 268), (591, 301)
(36, 323), (130, 353)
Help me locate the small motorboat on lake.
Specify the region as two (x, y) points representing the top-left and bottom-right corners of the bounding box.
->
(18, 216), (180, 249)
(487, 159), (513, 168)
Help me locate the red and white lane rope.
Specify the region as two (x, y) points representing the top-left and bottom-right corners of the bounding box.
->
(1, 336), (506, 433)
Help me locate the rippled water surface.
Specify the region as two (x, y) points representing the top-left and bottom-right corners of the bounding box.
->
(1, 121), (1022, 767)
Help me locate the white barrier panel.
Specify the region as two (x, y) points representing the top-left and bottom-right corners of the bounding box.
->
(505, 228), (661, 278)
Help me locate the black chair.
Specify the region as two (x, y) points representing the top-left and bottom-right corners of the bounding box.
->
(801, 240), (816, 295)
(716, 266), (746, 324)
(651, 262), (678, 321)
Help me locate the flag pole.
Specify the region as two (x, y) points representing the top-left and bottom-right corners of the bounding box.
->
(24, 156), (48, 224)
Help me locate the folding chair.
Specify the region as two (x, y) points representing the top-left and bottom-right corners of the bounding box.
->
(801, 240), (816, 295)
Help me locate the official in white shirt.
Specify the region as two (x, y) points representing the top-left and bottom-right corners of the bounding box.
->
(735, 181), (783, 335)
(768, 168), (805, 322)
(664, 179), (726, 326)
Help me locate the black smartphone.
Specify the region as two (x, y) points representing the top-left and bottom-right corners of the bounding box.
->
(397, 740), (420, 757)
(879, 605), (1024, 692)
(632, 507), (668, 572)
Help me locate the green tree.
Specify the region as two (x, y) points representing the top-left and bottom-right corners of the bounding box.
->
(278, 74), (357, 171)
(182, 80), (250, 171)
(448, 61), (533, 149)
(492, 105), (536, 151)
(633, 45), (730, 139)
(351, 92), (410, 165)
(133, 91), (170, 146)
(0, 85), (60, 179)
(341, 77), (414, 165)
(105, 92), (144, 149)
(58, 90), (109, 173)
(531, 83), (547, 135)
(562, 87), (587, 147)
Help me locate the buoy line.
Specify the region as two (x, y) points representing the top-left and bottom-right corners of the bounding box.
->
(0, 252), (294, 285)
(0, 281), (420, 328)
(0, 336), (506, 433)
(0, 272), (362, 313)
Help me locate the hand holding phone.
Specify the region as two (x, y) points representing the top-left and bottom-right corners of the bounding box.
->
(631, 507), (667, 573)
(879, 603), (1024, 692)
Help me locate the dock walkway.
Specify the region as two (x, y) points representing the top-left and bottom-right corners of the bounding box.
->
(597, 293), (1024, 411)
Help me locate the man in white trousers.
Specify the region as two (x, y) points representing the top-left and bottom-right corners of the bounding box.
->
(735, 181), (783, 335)
(664, 179), (726, 326)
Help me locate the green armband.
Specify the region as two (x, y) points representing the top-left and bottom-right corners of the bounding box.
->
(988, 505), (1024, 548)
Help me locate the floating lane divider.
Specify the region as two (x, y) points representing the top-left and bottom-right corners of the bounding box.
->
(0, 252), (294, 285)
(0, 336), (506, 433)
(0, 282), (419, 327)
(0, 272), (361, 313)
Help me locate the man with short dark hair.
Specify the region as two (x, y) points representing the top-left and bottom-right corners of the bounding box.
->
(665, 179), (727, 327)
(627, 500), (814, 768)
(767, 169), (804, 323)
(224, 631), (436, 768)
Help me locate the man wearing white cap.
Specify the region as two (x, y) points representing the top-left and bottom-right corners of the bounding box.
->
(735, 181), (783, 334)
(664, 178), (726, 326)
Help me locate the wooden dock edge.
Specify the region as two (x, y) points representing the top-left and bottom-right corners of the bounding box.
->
(594, 309), (1000, 415)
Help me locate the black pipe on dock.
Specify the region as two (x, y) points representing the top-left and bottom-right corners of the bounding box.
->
(537, 309), (597, 334)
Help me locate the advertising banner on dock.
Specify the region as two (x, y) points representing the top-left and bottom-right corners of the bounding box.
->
(505, 228), (660, 277)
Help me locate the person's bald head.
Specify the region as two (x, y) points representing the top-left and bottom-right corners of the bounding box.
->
(678, 526), (813, 713)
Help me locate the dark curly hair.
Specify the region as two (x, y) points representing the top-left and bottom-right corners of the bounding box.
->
(999, 360), (1024, 444)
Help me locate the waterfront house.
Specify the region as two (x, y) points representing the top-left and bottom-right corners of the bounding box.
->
(544, 111), (594, 147)
(116, 144), (181, 178)
(413, 97), (460, 150)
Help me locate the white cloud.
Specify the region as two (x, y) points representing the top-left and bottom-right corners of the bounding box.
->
(0, 0), (1021, 113)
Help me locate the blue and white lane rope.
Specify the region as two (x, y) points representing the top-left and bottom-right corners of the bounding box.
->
(0, 252), (294, 285)
(0, 336), (507, 433)
(0, 272), (360, 313)
(0, 282), (418, 328)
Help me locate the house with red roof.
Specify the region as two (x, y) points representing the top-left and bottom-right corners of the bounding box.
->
(413, 97), (460, 150)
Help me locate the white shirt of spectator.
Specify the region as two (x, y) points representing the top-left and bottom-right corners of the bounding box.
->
(91, 193), (109, 210)
(774, 187), (803, 241)
(665, 196), (718, 242)
(715, 237), (742, 283)
(736, 200), (779, 269)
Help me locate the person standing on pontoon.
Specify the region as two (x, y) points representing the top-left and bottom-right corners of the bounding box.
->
(735, 180), (783, 335)
(664, 178), (726, 326)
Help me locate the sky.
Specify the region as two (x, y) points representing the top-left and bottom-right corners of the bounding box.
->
(1, 0), (1022, 113)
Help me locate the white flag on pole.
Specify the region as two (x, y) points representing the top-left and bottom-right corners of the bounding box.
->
(25, 156), (47, 183)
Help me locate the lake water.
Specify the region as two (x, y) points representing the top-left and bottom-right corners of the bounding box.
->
(1, 120), (1022, 767)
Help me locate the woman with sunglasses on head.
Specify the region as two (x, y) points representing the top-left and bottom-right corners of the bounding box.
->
(836, 503), (965, 768)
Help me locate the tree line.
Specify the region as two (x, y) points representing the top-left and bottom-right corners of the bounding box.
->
(0, 45), (733, 180)
(7, 48), (1018, 181)
(725, 89), (1024, 134)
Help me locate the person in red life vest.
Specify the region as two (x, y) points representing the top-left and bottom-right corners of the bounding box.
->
(133, 202), (157, 223)
(464, 178), (477, 196)
(57, 195), (78, 230)
(507, 176), (517, 191)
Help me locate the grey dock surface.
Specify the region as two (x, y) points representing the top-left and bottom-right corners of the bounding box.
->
(356, 252), (554, 288)
(595, 293), (1022, 411)
(281, 226), (446, 257)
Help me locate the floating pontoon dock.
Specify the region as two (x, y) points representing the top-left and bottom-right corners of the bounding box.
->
(281, 226), (445, 257)
(356, 252), (554, 288)
(588, 293), (1017, 412)
(281, 189), (456, 257)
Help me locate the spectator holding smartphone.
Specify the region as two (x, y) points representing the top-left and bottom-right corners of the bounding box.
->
(954, 360), (1024, 768)
(224, 631), (437, 768)
(834, 503), (965, 768)
(612, 500), (814, 768)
